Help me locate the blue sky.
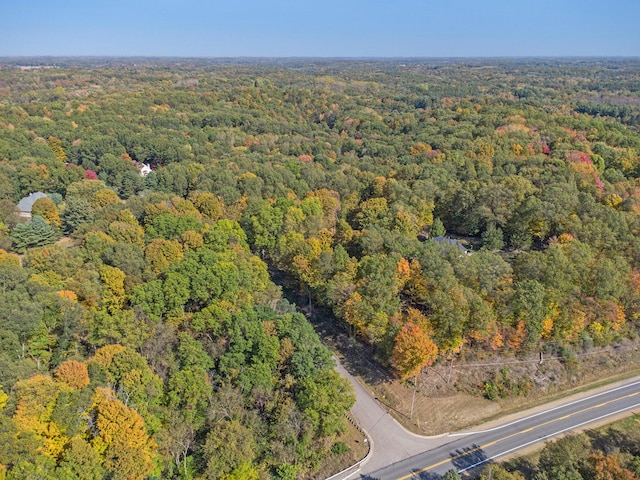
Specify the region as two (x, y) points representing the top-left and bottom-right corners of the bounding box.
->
(1, 0), (638, 57)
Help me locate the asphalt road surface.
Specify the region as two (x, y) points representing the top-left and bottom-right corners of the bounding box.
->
(361, 378), (640, 479)
(335, 359), (447, 474)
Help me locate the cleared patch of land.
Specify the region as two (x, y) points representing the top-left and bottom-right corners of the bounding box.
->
(349, 337), (640, 435)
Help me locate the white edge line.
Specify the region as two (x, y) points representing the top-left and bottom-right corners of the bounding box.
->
(456, 401), (640, 473)
(449, 379), (640, 437)
(341, 468), (361, 480)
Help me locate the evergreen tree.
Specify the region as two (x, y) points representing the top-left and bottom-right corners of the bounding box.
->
(431, 217), (446, 237)
(11, 216), (59, 253)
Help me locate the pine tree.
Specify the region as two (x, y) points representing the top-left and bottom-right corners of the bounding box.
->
(11, 216), (59, 253)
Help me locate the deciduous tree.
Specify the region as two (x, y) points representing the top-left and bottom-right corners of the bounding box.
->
(391, 317), (438, 380)
(31, 197), (61, 227)
(55, 360), (90, 390)
(90, 387), (158, 480)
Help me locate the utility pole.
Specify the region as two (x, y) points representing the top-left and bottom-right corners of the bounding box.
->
(410, 367), (422, 420)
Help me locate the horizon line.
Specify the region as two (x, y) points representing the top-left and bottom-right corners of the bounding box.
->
(1, 55), (639, 60)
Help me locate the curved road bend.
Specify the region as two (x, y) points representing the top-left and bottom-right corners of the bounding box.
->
(335, 360), (449, 473)
(359, 378), (640, 479)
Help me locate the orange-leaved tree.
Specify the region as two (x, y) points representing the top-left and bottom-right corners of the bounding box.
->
(391, 310), (438, 380)
(55, 360), (90, 390)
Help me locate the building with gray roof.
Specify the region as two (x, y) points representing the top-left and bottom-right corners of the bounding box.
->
(16, 192), (48, 219)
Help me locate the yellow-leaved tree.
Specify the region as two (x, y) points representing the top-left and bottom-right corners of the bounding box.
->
(31, 197), (61, 227)
(90, 387), (158, 480)
(13, 375), (68, 458)
(145, 238), (183, 274)
(99, 265), (126, 312)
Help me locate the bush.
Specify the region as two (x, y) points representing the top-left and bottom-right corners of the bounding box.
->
(331, 441), (349, 455)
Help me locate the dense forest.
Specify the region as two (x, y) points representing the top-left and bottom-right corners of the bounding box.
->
(0, 57), (640, 479)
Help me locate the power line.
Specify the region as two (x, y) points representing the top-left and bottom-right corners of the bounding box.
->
(431, 345), (638, 369)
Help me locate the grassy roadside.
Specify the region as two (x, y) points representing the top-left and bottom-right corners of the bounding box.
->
(306, 417), (369, 480)
(469, 367), (640, 430)
(355, 340), (640, 436)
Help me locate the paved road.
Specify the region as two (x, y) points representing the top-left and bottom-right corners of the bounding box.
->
(335, 360), (447, 473)
(362, 378), (640, 479)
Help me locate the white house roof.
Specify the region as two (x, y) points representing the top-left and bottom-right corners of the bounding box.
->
(139, 164), (152, 176)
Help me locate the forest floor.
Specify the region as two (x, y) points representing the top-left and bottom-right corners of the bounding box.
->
(56, 236), (78, 248)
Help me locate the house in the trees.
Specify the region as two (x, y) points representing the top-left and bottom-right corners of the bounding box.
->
(139, 164), (152, 176)
(16, 192), (48, 219)
(433, 235), (471, 255)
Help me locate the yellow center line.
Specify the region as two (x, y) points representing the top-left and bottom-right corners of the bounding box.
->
(396, 391), (640, 480)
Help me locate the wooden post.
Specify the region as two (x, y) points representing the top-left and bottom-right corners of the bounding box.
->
(410, 374), (417, 420)
(410, 368), (421, 420)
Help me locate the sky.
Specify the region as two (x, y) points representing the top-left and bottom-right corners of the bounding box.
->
(1, 0), (639, 57)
